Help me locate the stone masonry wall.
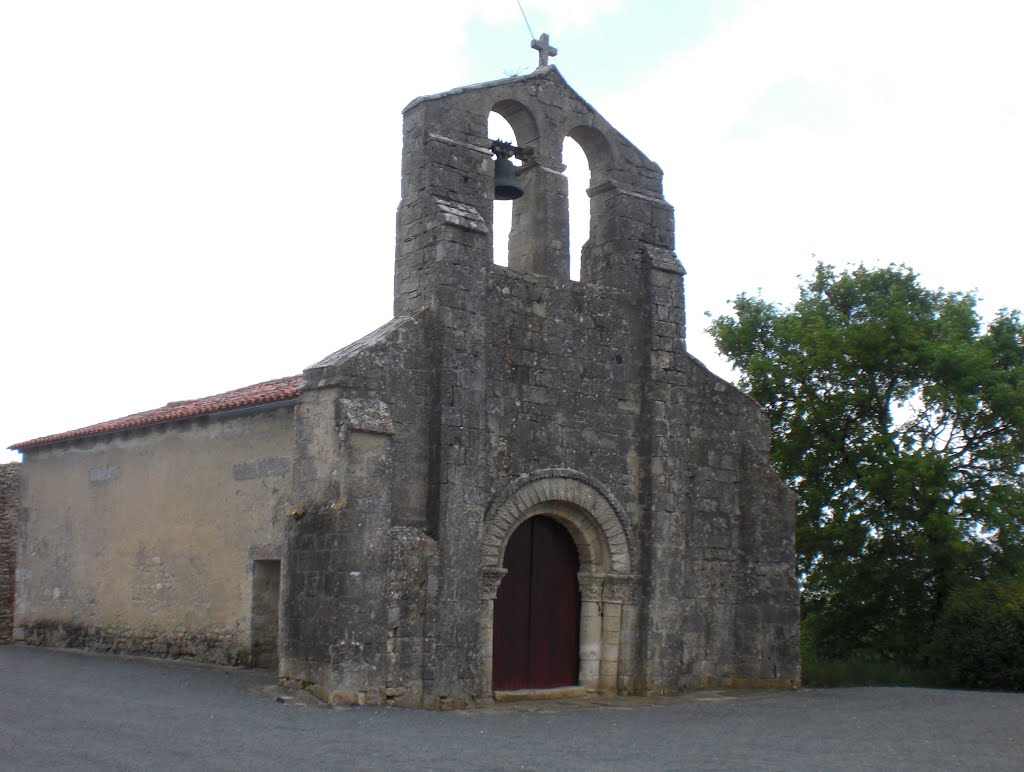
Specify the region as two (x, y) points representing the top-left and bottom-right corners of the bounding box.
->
(484, 257), (799, 691)
(0, 463), (20, 643)
(15, 405), (294, 664)
(393, 67), (798, 695)
(283, 315), (440, 706)
(390, 67), (677, 705)
(283, 65), (799, 707)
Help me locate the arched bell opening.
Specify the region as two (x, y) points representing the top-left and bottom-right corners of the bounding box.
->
(487, 110), (519, 268)
(492, 99), (540, 147)
(489, 100), (573, 281)
(565, 126), (615, 285)
(562, 136), (590, 282)
(488, 100), (540, 270)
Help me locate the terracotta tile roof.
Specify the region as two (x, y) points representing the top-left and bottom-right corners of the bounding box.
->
(10, 375), (302, 451)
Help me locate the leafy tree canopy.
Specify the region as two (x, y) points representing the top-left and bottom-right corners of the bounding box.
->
(710, 263), (1024, 663)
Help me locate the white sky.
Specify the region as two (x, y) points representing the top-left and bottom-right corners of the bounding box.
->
(2, 0), (1023, 462)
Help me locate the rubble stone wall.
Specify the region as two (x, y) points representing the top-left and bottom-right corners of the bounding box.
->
(282, 315), (438, 705)
(0, 463), (20, 643)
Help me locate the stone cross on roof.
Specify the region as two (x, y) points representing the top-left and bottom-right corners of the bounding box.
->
(531, 33), (557, 67)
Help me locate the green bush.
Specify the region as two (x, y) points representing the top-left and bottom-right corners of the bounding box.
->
(802, 655), (947, 688)
(931, 579), (1024, 690)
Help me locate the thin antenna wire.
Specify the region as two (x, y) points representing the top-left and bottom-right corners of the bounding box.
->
(515, 0), (536, 41)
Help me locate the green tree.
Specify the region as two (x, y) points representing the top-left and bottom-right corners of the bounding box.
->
(710, 263), (1024, 665)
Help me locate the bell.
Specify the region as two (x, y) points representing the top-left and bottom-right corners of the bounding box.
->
(494, 156), (524, 200)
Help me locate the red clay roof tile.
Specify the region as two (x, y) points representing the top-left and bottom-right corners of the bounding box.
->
(10, 375), (302, 451)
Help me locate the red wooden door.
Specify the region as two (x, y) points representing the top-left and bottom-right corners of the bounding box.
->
(492, 516), (580, 691)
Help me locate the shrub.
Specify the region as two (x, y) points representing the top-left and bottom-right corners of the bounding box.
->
(801, 655), (947, 688)
(931, 579), (1024, 690)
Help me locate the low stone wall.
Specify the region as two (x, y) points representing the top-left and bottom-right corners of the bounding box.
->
(0, 463), (20, 644)
(17, 620), (249, 665)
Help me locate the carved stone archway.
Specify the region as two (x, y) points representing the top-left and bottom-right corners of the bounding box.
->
(480, 469), (639, 696)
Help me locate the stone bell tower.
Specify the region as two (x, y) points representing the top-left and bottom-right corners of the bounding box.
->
(281, 52), (800, 708)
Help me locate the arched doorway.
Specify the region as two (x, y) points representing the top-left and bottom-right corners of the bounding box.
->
(480, 470), (639, 697)
(492, 516), (580, 691)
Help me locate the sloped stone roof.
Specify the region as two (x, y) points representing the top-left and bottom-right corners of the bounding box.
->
(10, 375), (302, 451)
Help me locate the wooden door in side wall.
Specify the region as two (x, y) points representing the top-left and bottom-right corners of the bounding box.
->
(492, 515), (581, 691)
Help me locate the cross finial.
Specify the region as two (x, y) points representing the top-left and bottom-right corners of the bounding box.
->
(531, 33), (557, 67)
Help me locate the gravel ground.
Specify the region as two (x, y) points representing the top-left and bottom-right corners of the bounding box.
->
(1, 645), (1021, 770)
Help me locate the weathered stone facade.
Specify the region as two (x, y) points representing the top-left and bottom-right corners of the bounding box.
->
(0, 463), (20, 643)
(280, 66), (799, 707)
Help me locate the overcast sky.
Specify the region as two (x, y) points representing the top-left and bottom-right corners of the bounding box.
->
(3, 0), (1023, 462)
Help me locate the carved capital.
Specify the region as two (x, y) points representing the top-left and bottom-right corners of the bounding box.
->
(481, 567), (508, 600)
(578, 573), (606, 603)
(602, 574), (639, 604)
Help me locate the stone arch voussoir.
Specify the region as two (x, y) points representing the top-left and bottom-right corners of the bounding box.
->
(483, 468), (634, 575)
(565, 124), (615, 187)
(491, 99), (540, 148)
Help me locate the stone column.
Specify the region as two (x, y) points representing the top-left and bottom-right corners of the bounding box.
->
(507, 158), (570, 281)
(599, 574), (634, 694)
(610, 575), (639, 694)
(478, 567), (507, 696)
(577, 573), (604, 692)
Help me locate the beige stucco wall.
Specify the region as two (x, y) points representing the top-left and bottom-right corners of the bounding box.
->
(15, 404), (293, 664)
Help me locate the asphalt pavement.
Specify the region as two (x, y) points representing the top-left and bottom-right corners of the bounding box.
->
(1, 645), (1021, 770)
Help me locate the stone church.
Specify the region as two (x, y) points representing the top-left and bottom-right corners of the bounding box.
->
(7, 61), (799, 707)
